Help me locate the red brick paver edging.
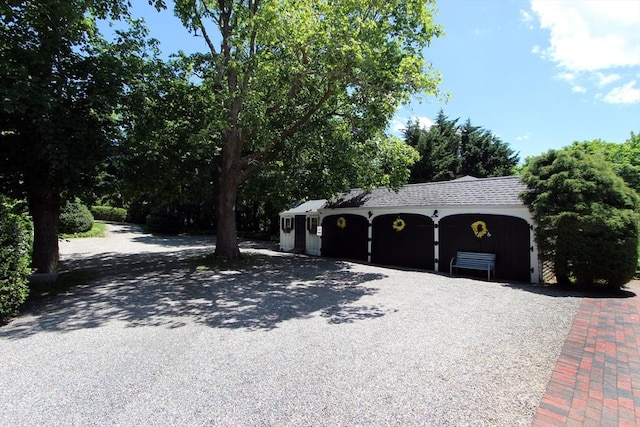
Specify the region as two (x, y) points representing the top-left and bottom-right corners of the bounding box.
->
(532, 283), (640, 426)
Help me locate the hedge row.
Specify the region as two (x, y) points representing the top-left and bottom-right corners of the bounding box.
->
(91, 205), (127, 222)
(0, 198), (32, 321)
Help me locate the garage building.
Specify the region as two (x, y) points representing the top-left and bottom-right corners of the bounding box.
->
(280, 176), (539, 283)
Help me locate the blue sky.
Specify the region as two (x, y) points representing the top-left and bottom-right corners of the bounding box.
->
(127, 0), (640, 161)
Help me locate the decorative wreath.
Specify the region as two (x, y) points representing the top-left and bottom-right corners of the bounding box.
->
(471, 220), (490, 238)
(337, 216), (347, 229)
(392, 217), (406, 232)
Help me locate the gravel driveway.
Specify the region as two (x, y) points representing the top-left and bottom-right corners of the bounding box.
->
(0, 224), (581, 426)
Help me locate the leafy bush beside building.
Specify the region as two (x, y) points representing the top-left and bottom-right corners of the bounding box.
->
(521, 147), (640, 290)
(0, 197), (32, 321)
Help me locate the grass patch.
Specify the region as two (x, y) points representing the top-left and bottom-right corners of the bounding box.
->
(186, 253), (264, 272)
(27, 269), (99, 302)
(59, 221), (107, 239)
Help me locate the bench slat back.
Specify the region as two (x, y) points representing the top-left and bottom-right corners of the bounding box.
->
(456, 252), (495, 265)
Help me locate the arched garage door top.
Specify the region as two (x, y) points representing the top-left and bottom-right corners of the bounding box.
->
(371, 213), (434, 270)
(321, 214), (369, 262)
(439, 213), (530, 282)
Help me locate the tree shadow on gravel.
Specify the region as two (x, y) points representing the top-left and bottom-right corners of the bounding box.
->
(501, 281), (638, 299)
(119, 225), (277, 251)
(2, 251), (388, 339)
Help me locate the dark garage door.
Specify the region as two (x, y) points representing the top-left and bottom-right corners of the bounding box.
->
(321, 214), (369, 261)
(371, 213), (434, 270)
(439, 214), (530, 282)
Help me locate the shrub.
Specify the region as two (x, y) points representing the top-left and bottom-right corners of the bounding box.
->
(91, 205), (127, 222)
(59, 199), (94, 234)
(554, 210), (639, 289)
(521, 148), (640, 290)
(0, 197), (32, 321)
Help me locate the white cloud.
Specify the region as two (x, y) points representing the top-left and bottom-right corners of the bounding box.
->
(516, 133), (533, 141)
(413, 116), (434, 129)
(520, 9), (534, 30)
(390, 120), (405, 134)
(602, 81), (640, 104)
(571, 85), (587, 94)
(530, 0), (640, 72)
(392, 116), (434, 134)
(595, 72), (621, 87)
(530, 0), (640, 104)
(555, 72), (587, 93)
(556, 72), (576, 83)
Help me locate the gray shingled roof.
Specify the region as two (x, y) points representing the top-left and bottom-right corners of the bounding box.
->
(327, 176), (529, 208)
(281, 199), (328, 214)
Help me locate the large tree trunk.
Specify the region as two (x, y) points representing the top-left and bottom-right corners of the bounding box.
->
(28, 191), (61, 274)
(215, 172), (242, 259)
(214, 133), (243, 260)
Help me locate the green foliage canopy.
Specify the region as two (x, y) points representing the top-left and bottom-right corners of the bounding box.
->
(59, 199), (94, 235)
(0, 196), (32, 321)
(521, 147), (640, 289)
(172, 0), (444, 258)
(403, 110), (519, 183)
(118, 52), (217, 230)
(0, 0), (161, 272)
(570, 132), (640, 194)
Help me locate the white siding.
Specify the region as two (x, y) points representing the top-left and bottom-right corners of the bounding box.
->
(279, 215), (295, 251)
(278, 214), (322, 256)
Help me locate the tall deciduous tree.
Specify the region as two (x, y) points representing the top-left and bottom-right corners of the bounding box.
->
(118, 52), (217, 231)
(173, 0), (443, 259)
(570, 132), (640, 194)
(0, 0), (160, 273)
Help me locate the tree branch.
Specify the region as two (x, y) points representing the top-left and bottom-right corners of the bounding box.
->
(195, 2), (217, 55)
(239, 81), (336, 181)
(281, 83), (335, 140)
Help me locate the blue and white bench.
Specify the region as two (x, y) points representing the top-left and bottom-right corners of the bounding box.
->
(450, 251), (496, 281)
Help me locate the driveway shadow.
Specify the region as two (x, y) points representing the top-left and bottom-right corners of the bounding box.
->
(500, 281), (638, 299)
(3, 251), (388, 339)
(113, 224), (277, 251)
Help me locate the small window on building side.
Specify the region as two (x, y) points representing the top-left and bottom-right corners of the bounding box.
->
(308, 217), (318, 234)
(282, 217), (293, 233)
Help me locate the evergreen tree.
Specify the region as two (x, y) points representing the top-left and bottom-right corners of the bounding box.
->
(429, 111), (461, 181)
(403, 118), (434, 183)
(521, 147), (640, 290)
(459, 119), (518, 177)
(402, 111), (519, 182)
